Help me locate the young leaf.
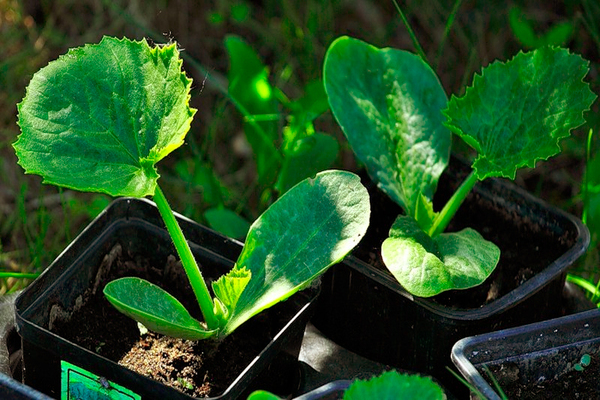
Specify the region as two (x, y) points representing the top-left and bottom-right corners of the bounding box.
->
(343, 371), (445, 400)
(104, 277), (216, 340)
(15, 36), (195, 197)
(220, 170), (370, 336)
(324, 36), (451, 218)
(381, 215), (500, 297)
(211, 265), (251, 324)
(444, 46), (596, 181)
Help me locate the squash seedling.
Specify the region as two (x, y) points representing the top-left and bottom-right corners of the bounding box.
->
(324, 36), (596, 297)
(14, 36), (371, 340)
(247, 370), (446, 400)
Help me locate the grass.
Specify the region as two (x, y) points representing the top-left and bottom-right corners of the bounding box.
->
(0, 1), (599, 295)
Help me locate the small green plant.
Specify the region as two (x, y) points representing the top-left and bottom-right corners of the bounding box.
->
(509, 6), (575, 49)
(574, 353), (592, 372)
(13, 36), (370, 340)
(247, 370), (445, 400)
(324, 36), (596, 297)
(225, 35), (339, 206)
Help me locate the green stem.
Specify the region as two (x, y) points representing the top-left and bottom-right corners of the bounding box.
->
(434, 0), (463, 69)
(153, 184), (219, 330)
(391, 0), (429, 64)
(429, 171), (478, 237)
(582, 129), (593, 225)
(0, 272), (40, 279)
(567, 274), (600, 304)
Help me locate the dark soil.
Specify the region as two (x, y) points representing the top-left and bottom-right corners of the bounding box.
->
(51, 244), (306, 398)
(355, 157), (576, 309)
(485, 355), (600, 399)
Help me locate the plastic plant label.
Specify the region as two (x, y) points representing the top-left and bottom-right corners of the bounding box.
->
(61, 361), (141, 400)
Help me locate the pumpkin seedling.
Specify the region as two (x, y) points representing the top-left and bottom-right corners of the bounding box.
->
(574, 354), (592, 372)
(14, 36), (371, 340)
(247, 370), (445, 400)
(324, 36), (596, 297)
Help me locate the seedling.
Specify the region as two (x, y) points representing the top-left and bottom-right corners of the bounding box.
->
(574, 354), (592, 372)
(324, 36), (596, 297)
(247, 370), (445, 400)
(14, 36), (370, 340)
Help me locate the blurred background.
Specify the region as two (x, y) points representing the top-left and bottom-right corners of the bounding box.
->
(1, 0), (599, 296)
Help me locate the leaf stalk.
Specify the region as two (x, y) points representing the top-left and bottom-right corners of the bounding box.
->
(153, 184), (219, 330)
(428, 170), (478, 237)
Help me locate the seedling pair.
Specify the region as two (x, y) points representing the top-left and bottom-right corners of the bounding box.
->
(14, 36), (370, 340)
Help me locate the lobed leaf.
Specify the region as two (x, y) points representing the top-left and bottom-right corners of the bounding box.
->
(15, 36), (195, 197)
(381, 216), (500, 297)
(444, 46), (596, 180)
(220, 170), (370, 336)
(211, 265), (251, 324)
(104, 277), (216, 340)
(324, 36), (451, 217)
(343, 371), (445, 400)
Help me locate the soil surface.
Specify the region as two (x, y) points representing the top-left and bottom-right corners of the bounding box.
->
(485, 356), (600, 399)
(354, 158), (577, 309)
(52, 244), (308, 398)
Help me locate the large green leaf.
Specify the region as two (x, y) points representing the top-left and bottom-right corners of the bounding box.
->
(444, 46), (596, 180)
(104, 277), (216, 340)
(15, 36), (195, 197)
(344, 371), (445, 400)
(381, 215), (500, 297)
(221, 170), (370, 336)
(324, 36), (451, 217)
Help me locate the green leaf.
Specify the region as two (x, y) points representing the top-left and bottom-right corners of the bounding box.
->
(103, 277), (216, 340)
(324, 36), (451, 218)
(381, 216), (500, 297)
(204, 208), (251, 239)
(211, 265), (251, 324)
(225, 35), (280, 187)
(509, 7), (574, 48)
(444, 46), (596, 181)
(221, 170), (370, 336)
(343, 371), (445, 400)
(276, 132), (339, 194)
(287, 79), (330, 123)
(14, 36), (196, 197)
(246, 391), (282, 400)
(509, 6), (539, 48)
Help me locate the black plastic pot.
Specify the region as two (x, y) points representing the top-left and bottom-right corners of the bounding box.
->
(15, 198), (318, 400)
(312, 159), (590, 397)
(452, 308), (600, 399)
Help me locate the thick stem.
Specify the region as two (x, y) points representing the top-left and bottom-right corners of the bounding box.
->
(153, 184), (219, 330)
(428, 171), (478, 237)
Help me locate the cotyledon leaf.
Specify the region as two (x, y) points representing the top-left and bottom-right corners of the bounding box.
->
(104, 277), (216, 340)
(220, 170), (370, 336)
(381, 215), (500, 297)
(324, 36), (451, 218)
(14, 36), (196, 197)
(444, 46), (596, 181)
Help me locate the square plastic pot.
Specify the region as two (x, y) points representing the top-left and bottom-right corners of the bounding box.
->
(312, 160), (589, 397)
(15, 198), (318, 399)
(452, 308), (600, 399)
